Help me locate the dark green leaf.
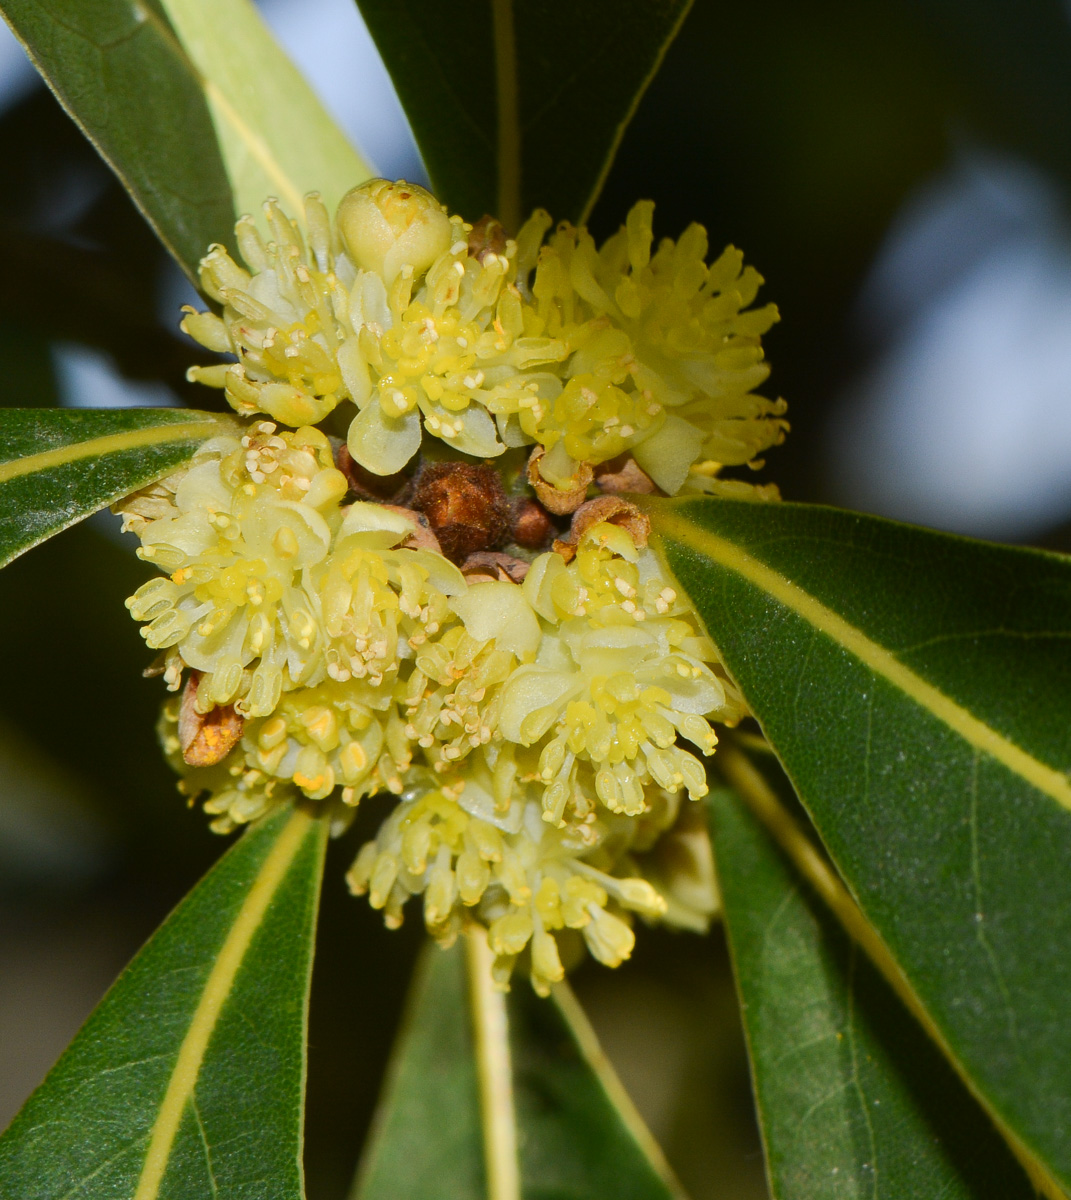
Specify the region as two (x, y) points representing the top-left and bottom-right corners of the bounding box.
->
(710, 777), (1033, 1198)
(0, 407), (238, 568)
(1, 0), (370, 277)
(0, 803), (328, 1200)
(354, 0), (692, 228)
(354, 936), (684, 1200)
(352, 941), (483, 1200)
(649, 496), (1071, 1192)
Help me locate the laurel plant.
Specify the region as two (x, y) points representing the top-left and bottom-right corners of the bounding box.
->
(0, 2), (1070, 1199)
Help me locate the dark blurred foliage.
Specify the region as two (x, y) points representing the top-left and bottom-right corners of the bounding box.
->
(2, 2), (1070, 1196)
(593, 0), (955, 504)
(592, 0), (1071, 514)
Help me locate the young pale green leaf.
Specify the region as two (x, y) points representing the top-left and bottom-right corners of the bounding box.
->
(154, 0), (371, 228)
(0, 0), (370, 278)
(710, 778), (1034, 1199)
(648, 496), (1071, 1194)
(354, 0), (692, 229)
(0, 407), (239, 569)
(354, 935), (684, 1200)
(0, 804), (327, 1200)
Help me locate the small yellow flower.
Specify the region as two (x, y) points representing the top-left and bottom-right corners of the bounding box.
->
(497, 523), (743, 826)
(182, 183), (784, 502)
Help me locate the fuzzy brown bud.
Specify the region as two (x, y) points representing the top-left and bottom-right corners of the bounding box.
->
(410, 462), (510, 563)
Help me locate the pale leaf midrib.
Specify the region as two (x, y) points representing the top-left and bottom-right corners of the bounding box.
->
(465, 929), (520, 1200)
(551, 981), (687, 1199)
(654, 515), (1071, 815)
(132, 807), (314, 1200)
(492, 0), (520, 233)
(0, 420), (226, 485)
(137, 0), (304, 216)
(577, 0), (695, 227)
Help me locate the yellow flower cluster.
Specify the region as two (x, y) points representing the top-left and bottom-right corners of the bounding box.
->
(123, 178), (783, 992)
(182, 180), (783, 505)
(121, 430), (740, 991)
(517, 203), (786, 496)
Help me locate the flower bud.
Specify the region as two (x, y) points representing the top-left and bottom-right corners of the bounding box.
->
(410, 462), (510, 563)
(337, 179), (451, 284)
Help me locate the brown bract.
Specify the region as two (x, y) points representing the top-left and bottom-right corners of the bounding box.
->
(551, 495), (651, 563)
(337, 442), (411, 501)
(459, 550), (531, 584)
(467, 214), (508, 262)
(594, 455), (657, 495)
(410, 461), (511, 563)
(526, 446), (593, 515)
(378, 505), (444, 553)
(179, 672), (245, 767)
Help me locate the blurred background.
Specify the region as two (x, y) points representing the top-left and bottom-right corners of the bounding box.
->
(3, 0), (1071, 1195)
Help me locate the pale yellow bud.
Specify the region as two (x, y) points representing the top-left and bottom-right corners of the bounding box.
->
(489, 909), (534, 957)
(531, 929), (565, 995)
(337, 178), (451, 284)
(583, 907), (635, 967)
(616, 878), (668, 918)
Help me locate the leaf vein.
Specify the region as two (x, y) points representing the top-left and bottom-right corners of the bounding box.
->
(657, 519), (1071, 815)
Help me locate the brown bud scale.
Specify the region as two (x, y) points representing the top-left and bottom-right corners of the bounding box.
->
(552, 496), (651, 563)
(526, 446), (592, 515)
(460, 551), (531, 584)
(179, 671), (245, 767)
(594, 454), (658, 495)
(509, 496), (555, 550)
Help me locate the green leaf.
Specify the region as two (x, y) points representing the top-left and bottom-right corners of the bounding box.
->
(649, 496), (1071, 1194)
(0, 803), (328, 1200)
(354, 934), (684, 1200)
(0, 407), (239, 569)
(354, 0), (692, 229)
(710, 777), (1034, 1198)
(1, 0), (370, 277)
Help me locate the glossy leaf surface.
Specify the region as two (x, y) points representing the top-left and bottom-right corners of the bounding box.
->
(650, 497), (1071, 1190)
(1, 0), (369, 276)
(354, 938), (682, 1200)
(0, 407), (238, 569)
(156, 0), (369, 226)
(354, 0), (692, 229)
(711, 779), (1033, 1198)
(0, 805), (327, 1200)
